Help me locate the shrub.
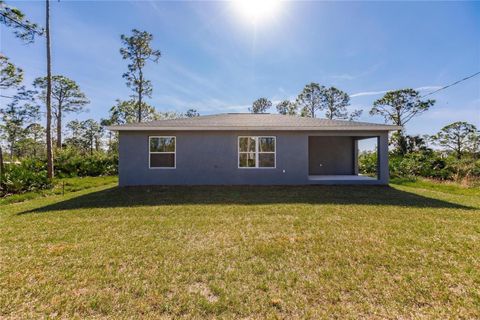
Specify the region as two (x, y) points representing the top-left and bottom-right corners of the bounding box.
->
(0, 159), (52, 196)
(445, 157), (480, 182)
(358, 151), (377, 175)
(359, 150), (480, 182)
(54, 149), (118, 178)
(390, 152), (450, 180)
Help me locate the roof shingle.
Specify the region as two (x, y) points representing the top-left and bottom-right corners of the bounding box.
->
(108, 113), (401, 131)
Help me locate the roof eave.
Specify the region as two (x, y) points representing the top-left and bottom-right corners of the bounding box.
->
(107, 125), (402, 132)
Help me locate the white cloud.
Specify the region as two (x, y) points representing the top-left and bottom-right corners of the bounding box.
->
(416, 86), (442, 91)
(350, 90), (389, 98)
(350, 85), (442, 98)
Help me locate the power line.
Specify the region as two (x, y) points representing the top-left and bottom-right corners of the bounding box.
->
(420, 71), (480, 98)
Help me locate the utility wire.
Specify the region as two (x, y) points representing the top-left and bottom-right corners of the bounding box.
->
(420, 71), (480, 98)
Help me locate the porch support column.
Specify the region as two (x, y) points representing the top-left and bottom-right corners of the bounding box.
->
(377, 132), (389, 185)
(353, 138), (359, 175)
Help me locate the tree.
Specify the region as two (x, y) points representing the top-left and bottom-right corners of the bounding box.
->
(0, 1), (43, 43)
(100, 118), (116, 154)
(249, 98), (272, 113)
(157, 111), (183, 119)
(33, 75), (89, 148)
(0, 54), (23, 89)
(323, 87), (350, 120)
(0, 96), (39, 159)
(432, 121), (477, 159)
(83, 119), (103, 155)
(185, 108), (200, 118)
(276, 100), (297, 115)
(45, 0), (53, 179)
(323, 87), (362, 121)
(296, 83), (325, 118)
(348, 109), (363, 121)
(120, 29), (161, 123)
(102, 99), (162, 154)
(404, 135), (431, 153)
(65, 119), (103, 155)
(108, 99), (159, 125)
(65, 120), (85, 151)
(469, 130), (480, 158)
(0, 55), (23, 172)
(20, 123), (45, 158)
(1, 0), (43, 177)
(370, 89), (435, 155)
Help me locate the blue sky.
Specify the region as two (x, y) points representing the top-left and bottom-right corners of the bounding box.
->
(2, 0), (479, 140)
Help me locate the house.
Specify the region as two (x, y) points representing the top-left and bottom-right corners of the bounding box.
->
(108, 113), (401, 186)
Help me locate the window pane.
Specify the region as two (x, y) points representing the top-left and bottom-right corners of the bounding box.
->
(150, 137), (175, 152)
(259, 153), (275, 167)
(150, 153), (175, 167)
(259, 137), (275, 152)
(239, 152), (256, 167)
(239, 137), (255, 152)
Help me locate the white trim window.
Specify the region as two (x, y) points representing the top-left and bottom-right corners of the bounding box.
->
(238, 136), (276, 168)
(149, 136), (176, 169)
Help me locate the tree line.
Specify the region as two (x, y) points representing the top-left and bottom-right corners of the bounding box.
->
(0, 1), (199, 178)
(0, 0), (478, 190)
(249, 86), (478, 158)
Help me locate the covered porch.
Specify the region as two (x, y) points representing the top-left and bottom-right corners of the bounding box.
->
(307, 133), (389, 185)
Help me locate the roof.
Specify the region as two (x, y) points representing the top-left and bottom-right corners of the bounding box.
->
(108, 113), (402, 131)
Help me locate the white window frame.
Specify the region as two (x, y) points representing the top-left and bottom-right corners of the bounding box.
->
(149, 136), (176, 169)
(238, 136), (276, 169)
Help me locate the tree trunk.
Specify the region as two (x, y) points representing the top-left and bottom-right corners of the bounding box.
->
(138, 70), (143, 123)
(457, 135), (462, 159)
(10, 142), (14, 161)
(396, 130), (407, 155)
(0, 146), (4, 178)
(56, 104), (62, 149)
(0, 146), (4, 183)
(45, 0), (54, 180)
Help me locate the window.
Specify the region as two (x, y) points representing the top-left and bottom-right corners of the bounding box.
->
(149, 136), (175, 168)
(238, 136), (276, 168)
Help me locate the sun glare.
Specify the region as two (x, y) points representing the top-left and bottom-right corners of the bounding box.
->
(232, 0), (282, 25)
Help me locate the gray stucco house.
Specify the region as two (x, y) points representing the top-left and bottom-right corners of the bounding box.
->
(109, 113), (400, 186)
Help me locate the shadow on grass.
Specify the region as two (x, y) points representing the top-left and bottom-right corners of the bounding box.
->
(19, 185), (474, 215)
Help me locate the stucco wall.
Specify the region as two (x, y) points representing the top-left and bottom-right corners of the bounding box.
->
(118, 130), (389, 186)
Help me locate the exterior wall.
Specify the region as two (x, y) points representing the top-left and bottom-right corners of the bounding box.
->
(118, 130), (390, 186)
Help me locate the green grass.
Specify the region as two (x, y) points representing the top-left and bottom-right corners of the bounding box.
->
(0, 176), (117, 205)
(1, 177), (479, 318)
(391, 177), (480, 197)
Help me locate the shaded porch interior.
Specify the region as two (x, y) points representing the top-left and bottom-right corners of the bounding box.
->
(308, 136), (379, 182)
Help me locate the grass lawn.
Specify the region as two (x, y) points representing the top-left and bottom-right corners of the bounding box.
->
(1, 177), (479, 318)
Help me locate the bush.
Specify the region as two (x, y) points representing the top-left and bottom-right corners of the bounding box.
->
(359, 150), (480, 183)
(54, 149), (118, 178)
(0, 149), (117, 197)
(0, 159), (52, 196)
(389, 152), (450, 180)
(445, 157), (480, 182)
(358, 151), (377, 176)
